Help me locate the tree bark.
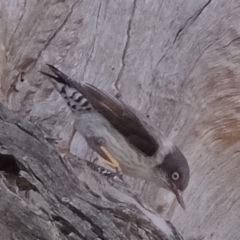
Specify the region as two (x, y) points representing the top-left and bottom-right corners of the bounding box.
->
(1, 0), (240, 239)
(0, 103), (182, 239)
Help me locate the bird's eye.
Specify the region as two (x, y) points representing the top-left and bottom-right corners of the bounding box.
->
(172, 172), (180, 180)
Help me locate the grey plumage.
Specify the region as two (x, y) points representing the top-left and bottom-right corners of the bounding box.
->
(40, 64), (190, 209)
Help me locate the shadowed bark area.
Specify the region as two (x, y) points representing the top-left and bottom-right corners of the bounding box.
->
(0, 104), (183, 239)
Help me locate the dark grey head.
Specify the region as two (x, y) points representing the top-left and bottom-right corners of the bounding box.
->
(154, 147), (190, 209)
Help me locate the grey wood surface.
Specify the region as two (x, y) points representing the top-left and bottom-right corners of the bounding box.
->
(0, 103), (183, 239)
(0, 0), (239, 239)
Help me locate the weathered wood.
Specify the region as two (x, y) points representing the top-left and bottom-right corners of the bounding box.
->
(0, 104), (183, 240)
(1, 0), (240, 239)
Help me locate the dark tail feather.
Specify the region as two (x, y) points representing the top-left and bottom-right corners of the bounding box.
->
(40, 64), (94, 113)
(39, 64), (70, 86)
(39, 71), (59, 81)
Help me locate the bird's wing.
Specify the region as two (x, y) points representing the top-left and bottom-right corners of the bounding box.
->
(40, 64), (159, 156)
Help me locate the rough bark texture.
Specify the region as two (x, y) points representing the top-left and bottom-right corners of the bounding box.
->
(0, 103), (185, 239)
(0, 0), (240, 239)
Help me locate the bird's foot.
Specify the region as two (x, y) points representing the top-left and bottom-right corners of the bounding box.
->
(62, 151), (80, 162)
(57, 144), (71, 154)
(99, 146), (122, 173)
(57, 143), (78, 161)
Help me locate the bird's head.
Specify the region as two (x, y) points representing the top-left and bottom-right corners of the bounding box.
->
(153, 147), (190, 210)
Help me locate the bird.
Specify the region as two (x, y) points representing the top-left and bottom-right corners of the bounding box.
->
(40, 64), (190, 210)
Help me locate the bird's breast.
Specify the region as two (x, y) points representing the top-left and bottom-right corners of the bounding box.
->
(74, 112), (155, 179)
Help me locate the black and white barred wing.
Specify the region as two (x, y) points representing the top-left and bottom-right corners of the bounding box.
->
(40, 64), (159, 157)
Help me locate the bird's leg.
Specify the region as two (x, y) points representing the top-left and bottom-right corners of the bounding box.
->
(58, 129), (77, 154)
(99, 146), (122, 173)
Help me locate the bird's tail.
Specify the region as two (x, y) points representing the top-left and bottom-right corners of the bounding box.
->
(40, 64), (93, 114)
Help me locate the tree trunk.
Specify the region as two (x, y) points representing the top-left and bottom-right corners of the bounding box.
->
(0, 0), (240, 239)
(0, 103), (183, 239)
